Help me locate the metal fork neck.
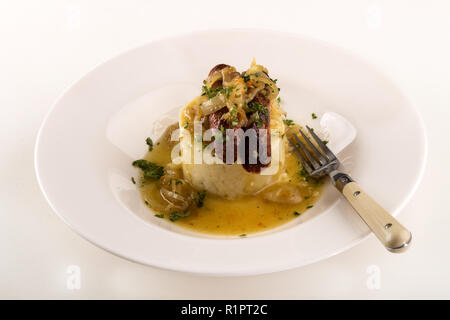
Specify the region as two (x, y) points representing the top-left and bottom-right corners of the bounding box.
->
(330, 171), (354, 192)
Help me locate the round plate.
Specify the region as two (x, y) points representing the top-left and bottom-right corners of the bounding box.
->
(35, 29), (427, 276)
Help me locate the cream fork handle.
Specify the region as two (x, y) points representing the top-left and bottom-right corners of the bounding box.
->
(341, 182), (412, 252)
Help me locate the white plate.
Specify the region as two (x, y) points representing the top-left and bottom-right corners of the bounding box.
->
(35, 29), (427, 276)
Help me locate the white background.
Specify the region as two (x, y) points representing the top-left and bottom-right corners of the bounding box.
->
(1, 0), (449, 299)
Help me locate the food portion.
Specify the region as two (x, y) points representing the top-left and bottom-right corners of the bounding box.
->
(132, 61), (325, 235)
(180, 61), (286, 198)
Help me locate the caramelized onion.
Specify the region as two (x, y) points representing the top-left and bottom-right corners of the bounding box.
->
(245, 86), (264, 102)
(160, 188), (190, 211)
(200, 94), (226, 115)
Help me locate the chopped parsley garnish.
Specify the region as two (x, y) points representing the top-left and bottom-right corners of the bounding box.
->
(239, 234), (247, 237)
(293, 211), (300, 216)
(201, 85), (220, 99)
(242, 75), (250, 82)
(154, 214), (164, 218)
(283, 119), (294, 126)
(246, 101), (268, 128)
(192, 191), (206, 208)
(248, 101), (268, 115)
(277, 97), (281, 103)
(322, 140), (329, 145)
(175, 180), (183, 185)
(146, 137), (153, 151)
(144, 200), (149, 205)
(201, 84), (235, 100)
(311, 113), (318, 119)
(132, 159), (164, 181)
(222, 86), (235, 99)
(131, 177), (136, 184)
(306, 205), (314, 209)
(254, 117), (263, 128)
(169, 211), (190, 222)
(299, 166), (307, 177)
(184, 121), (189, 129)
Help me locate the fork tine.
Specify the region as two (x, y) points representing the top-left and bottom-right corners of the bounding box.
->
(298, 128), (328, 165)
(291, 134), (320, 170)
(289, 137), (313, 174)
(305, 126), (337, 161)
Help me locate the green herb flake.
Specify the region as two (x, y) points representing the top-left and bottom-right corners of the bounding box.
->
(311, 113), (318, 119)
(254, 117), (263, 128)
(146, 137), (154, 151)
(221, 86), (235, 99)
(201, 84), (235, 100)
(248, 101), (268, 115)
(169, 211), (190, 222)
(184, 121), (189, 129)
(201, 85), (219, 99)
(293, 211), (300, 216)
(132, 159), (164, 181)
(230, 106), (239, 127)
(323, 140), (329, 145)
(194, 191), (206, 208)
(306, 205), (314, 209)
(298, 166), (308, 177)
(283, 119), (294, 126)
(239, 234), (247, 237)
(131, 177), (136, 184)
(154, 214), (164, 219)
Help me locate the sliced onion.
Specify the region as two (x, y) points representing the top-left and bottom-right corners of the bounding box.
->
(160, 188), (190, 211)
(246, 60), (268, 75)
(199, 94), (226, 115)
(206, 72), (222, 88)
(250, 73), (278, 101)
(222, 69), (240, 86)
(245, 86), (264, 102)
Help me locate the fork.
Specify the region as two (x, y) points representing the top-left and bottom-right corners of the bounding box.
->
(289, 126), (412, 253)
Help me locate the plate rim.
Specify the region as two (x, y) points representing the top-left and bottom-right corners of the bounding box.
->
(34, 28), (428, 276)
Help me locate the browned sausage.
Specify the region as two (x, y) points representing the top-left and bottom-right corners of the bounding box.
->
(208, 64), (229, 77)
